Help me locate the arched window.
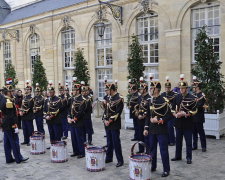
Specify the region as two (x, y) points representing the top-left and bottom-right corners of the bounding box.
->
(95, 23), (113, 98)
(137, 12), (159, 79)
(61, 27), (75, 89)
(62, 27), (75, 69)
(3, 41), (12, 69)
(29, 33), (40, 72)
(191, 3), (220, 62)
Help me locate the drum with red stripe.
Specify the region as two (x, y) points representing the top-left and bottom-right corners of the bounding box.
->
(85, 146), (106, 172)
(30, 131), (45, 155)
(50, 141), (68, 163)
(129, 142), (152, 180)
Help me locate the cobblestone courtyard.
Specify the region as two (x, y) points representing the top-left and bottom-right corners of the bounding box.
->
(0, 118), (225, 180)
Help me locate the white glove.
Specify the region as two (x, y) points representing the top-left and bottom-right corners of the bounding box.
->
(14, 128), (19, 134)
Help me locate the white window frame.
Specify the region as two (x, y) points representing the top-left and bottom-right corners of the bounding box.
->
(29, 33), (40, 73)
(3, 41), (12, 69)
(191, 4), (220, 63)
(137, 13), (159, 80)
(62, 27), (75, 69)
(95, 23), (113, 99)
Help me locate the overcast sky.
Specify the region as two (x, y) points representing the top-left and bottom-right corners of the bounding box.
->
(5, 0), (41, 9)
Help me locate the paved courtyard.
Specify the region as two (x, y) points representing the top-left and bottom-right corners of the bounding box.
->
(0, 117), (225, 180)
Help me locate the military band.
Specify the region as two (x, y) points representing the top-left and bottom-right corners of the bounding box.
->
(0, 74), (209, 177)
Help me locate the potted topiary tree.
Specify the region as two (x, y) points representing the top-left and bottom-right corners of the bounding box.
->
(192, 27), (225, 139)
(125, 35), (145, 129)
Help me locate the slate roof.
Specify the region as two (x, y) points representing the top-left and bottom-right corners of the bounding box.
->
(0, 0), (87, 25)
(0, 0), (10, 10)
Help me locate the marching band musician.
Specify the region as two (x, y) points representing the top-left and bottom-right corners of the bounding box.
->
(44, 82), (63, 143)
(15, 90), (23, 129)
(135, 77), (151, 154)
(0, 84), (29, 164)
(102, 76), (110, 138)
(58, 82), (69, 140)
(104, 82), (124, 167)
(161, 76), (177, 146)
(127, 78), (139, 141)
(20, 80), (34, 146)
(171, 74), (198, 164)
(144, 74), (170, 177)
(81, 82), (94, 145)
(33, 83), (45, 134)
(192, 77), (207, 152)
(68, 78), (87, 159)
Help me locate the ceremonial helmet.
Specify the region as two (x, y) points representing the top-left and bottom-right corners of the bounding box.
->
(35, 83), (41, 92)
(108, 83), (117, 91)
(65, 82), (69, 91)
(104, 76), (110, 91)
(72, 77), (81, 91)
(25, 80), (32, 91)
(178, 74), (188, 88)
(139, 77), (148, 90)
(81, 81), (89, 92)
(149, 73), (161, 90)
(165, 76), (171, 88)
(48, 80), (55, 91)
(128, 78), (138, 91)
(58, 81), (64, 91)
(192, 76), (202, 89)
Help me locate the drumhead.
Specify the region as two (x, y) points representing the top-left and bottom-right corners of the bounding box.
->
(130, 154), (151, 162)
(86, 146), (104, 153)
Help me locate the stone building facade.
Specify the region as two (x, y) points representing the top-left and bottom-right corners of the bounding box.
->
(0, 0), (224, 99)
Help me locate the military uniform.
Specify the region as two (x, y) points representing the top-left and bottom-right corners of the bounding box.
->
(44, 89), (63, 142)
(33, 86), (45, 134)
(83, 92), (94, 145)
(20, 89), (34, 145)
(128, 79), (139, 140)
(171, 80), (197, 163)
(161, 79), (177, 145)
(145, 80), (170, 177)
(192, 82), (207, 151)
(15, 93), (23, 129)
(68, 83), (87, 158)
(104, 83), (124, 166)
(0, 86), (28, 164)
(58, 86), (69, 139)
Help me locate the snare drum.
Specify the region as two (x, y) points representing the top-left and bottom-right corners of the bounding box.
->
(50, 141), (68, 163)
(129, 142), (152, 180)
(85, 146), (106, 172)
(30, 131), (45, 155)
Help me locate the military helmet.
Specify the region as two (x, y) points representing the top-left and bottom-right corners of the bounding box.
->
(178, 74), (188, 88)
(165, 76), (171, 88)
(35, 83), (41, 92)
(25, 80), (32, 91)
(139, 77), (148, 90)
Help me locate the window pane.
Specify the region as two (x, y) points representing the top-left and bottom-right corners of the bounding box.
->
(62, 28), (75, 68)
(97, 69), (112, 98)
(192, 5), (220, 62)
(137, 13), (159, 64)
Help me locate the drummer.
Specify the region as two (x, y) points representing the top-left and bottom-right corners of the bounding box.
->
(104, 82), (124, 167)
(44, 82), (63, 143)
(144, 74), (170, 177)
(0, 84), (29, 164)
(171, 74), (198, 164)
(67, 78), (87, 159)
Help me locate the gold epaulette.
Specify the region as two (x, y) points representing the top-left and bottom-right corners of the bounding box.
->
(6, 98), (13, 109)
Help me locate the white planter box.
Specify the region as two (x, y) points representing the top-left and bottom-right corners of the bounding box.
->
(204, 110), (225, 139)
(124, 105), (134, 129)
